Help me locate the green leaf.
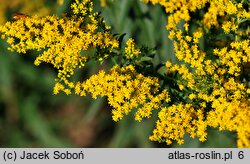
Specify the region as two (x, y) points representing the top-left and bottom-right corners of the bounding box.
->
(20, 96), (71, 147)
(140, 56), (153, 62)
(118, 33), (127, 49)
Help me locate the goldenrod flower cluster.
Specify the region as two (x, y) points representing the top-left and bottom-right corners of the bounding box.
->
(146, 0), (250, 147)
(0, 0), (119, 91)
(1, 0), (250, 147)
(145, 0), (250, 30)
(74, 65), (170, 122)
(150, 104), (207, 145)
(125, 38), (141, 59)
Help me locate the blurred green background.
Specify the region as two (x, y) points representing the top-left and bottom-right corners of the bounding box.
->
(0, 0), (236, 147)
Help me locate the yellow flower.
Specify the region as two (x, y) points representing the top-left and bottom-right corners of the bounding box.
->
(125, 38), (141, 59)
(80, 65), (170, 122)
(188, 93), (196, 100)
(150, 104), (207, 145)
(1, 0), (250, 148)
(0, 0), (119, 92)
(179, 84), (184, 90)
(165, 61), (172, 67)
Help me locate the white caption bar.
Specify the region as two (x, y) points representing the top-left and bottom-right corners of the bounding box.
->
(0, 148), (249, 164)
